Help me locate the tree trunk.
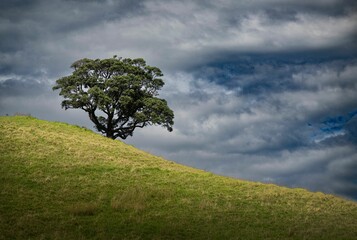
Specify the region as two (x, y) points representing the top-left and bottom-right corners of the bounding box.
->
(106, 130), (115, 139)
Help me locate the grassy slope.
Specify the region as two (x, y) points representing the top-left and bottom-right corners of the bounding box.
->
(0, 116), (357, 240)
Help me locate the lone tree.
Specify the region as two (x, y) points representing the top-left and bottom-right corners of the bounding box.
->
(53, 56), (174, 140)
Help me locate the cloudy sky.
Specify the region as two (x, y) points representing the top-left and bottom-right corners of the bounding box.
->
(1, 0), (357, 200)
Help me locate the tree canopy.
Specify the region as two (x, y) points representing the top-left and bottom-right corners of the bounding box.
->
(53, 56), (174, 140)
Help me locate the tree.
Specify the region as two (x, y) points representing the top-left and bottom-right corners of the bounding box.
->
(53, 56), (174, 140)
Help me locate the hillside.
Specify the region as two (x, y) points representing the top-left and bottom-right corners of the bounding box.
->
(1, 116), (357, 239)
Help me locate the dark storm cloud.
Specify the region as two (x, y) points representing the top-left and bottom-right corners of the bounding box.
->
(0, 78), (47, 97)
(1, 0), (356, 76)
(0, 0), (147, 77)
(1, 0), (356, 200)
(0, 0), (146, 34)
(193, 58), (357, 97)
(128, 58), (357, 199)
(346, 117), (357, 142)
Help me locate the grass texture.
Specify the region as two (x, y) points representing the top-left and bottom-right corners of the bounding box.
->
(1, 116), (357, 239)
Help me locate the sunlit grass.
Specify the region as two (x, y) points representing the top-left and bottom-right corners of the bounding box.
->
(1, 116), (357, 239)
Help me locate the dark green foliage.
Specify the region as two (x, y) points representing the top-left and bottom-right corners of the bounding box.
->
(53, 56), (174, 139)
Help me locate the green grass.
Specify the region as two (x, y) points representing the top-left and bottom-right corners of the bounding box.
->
(1, 116), (357, 239)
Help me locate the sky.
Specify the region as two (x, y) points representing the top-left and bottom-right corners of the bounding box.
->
(1, 0), (357, 200)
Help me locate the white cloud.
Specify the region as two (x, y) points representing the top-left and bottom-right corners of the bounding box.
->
(293, 63), (357, 90)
